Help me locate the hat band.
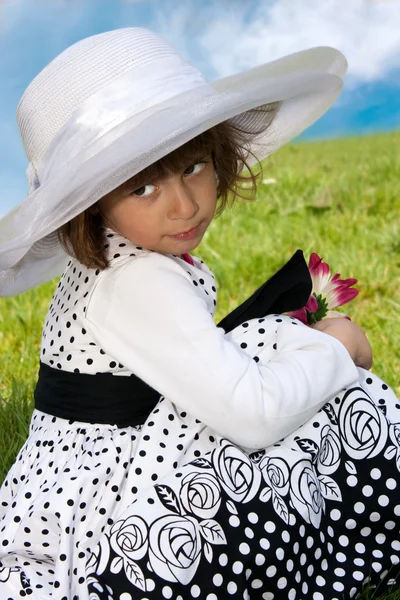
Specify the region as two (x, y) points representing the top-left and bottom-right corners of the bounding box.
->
(37, 55), (213, 188)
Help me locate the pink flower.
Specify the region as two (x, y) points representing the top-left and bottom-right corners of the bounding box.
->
(291, 253), (358, 324)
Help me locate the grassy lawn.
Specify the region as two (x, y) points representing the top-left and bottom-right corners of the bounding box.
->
(0, 131), (399, 597)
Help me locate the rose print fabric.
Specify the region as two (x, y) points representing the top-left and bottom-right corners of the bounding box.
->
(85, 364), (400, 600)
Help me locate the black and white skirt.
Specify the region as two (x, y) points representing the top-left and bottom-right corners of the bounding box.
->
(0, 315), (399, 600)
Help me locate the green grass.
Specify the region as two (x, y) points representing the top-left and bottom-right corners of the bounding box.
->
(356, 585), (400, 600)
(202, 131), (400, 390)
(0, 131), (399, 597)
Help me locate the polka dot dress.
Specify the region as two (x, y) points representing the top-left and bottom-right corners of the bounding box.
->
(0, 231), (399, 599)
(39, 230), (216, 376)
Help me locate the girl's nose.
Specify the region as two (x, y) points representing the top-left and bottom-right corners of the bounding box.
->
(168, 180), (199, 220)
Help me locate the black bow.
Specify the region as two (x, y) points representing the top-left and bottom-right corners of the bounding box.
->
(217, 250), (312, 333)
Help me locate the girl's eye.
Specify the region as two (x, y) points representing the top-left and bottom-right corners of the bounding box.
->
(131, 161), (206, 197)
(184, 161), (206, 176)
(131, 184), (155, 198)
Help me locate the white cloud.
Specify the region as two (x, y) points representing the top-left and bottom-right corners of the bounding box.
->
(4, 0), (398, 83)
(163, 0), (400, 84)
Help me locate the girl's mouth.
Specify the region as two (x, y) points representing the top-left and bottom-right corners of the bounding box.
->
(169, 223), (202, 240)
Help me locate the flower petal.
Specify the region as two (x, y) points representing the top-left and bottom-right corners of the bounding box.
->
(308, 254), (331, 294)
(325, 309), (350, 320)
(333, 287), (359, 307)
(290, 308), (308, 324)
(331, 273), (358, 287)
(305, 295), (318, 312)
(337, 277), (358, 288)
(308, 253), (330, 278)
(308, 253), (323, 272)
(323, 278), (359, 308)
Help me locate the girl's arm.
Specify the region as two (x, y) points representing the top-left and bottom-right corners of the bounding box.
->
(85, 254), (358, 449)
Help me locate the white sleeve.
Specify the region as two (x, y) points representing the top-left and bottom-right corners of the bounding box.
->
(85, 254), (358, 449)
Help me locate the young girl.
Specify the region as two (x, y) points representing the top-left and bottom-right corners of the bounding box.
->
(0, 27), (398, 600)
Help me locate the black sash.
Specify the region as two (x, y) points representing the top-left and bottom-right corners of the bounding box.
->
(34, 362), (160, 427)
(34, 250), (312, 426)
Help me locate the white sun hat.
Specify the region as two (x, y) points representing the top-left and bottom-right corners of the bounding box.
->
(0, 27), (347, 296)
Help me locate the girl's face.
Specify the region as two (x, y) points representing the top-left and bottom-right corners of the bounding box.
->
(98, 155), (218, 255)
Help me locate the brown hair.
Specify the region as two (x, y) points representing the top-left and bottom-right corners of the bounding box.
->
(57, 102), (281, 269)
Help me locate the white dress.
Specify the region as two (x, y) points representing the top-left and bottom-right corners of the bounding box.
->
(0, 229), (399, 600)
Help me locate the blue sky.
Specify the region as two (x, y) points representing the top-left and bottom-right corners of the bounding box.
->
(0, 0), (399, 215)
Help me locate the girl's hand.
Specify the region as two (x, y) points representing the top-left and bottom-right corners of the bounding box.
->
(310, 317), (373, 370)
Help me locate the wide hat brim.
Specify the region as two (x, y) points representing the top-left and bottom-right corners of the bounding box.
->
(0, 46), (346, 296)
